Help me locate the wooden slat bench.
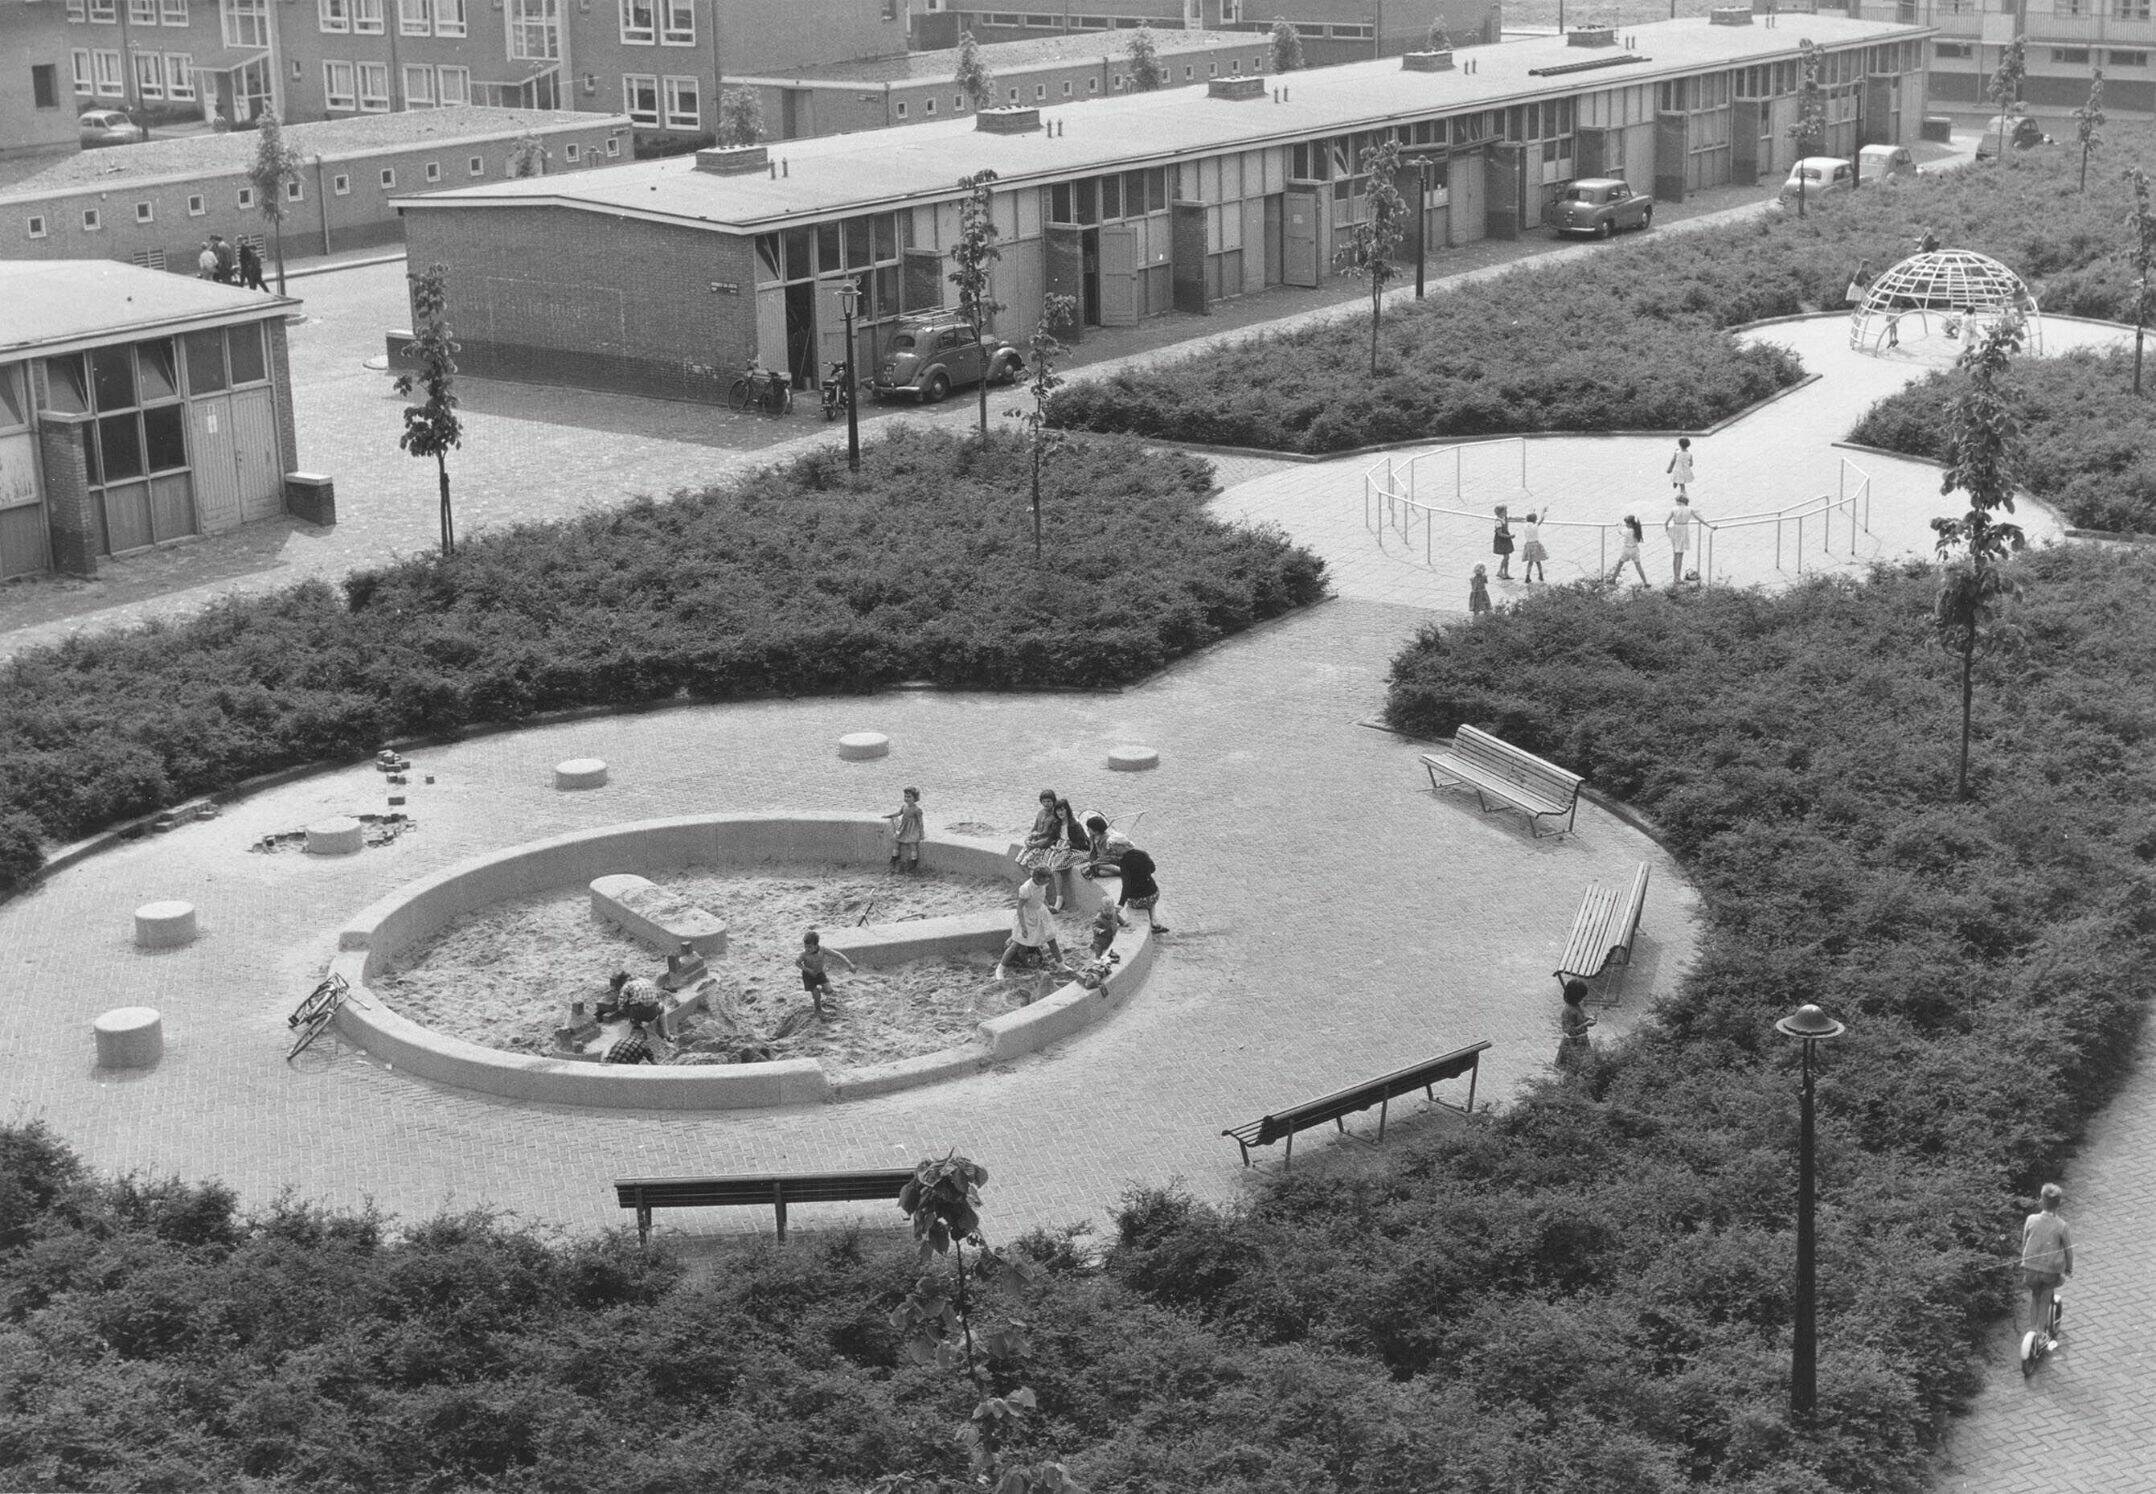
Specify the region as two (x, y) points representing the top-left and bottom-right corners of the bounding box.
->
(1419, 725), (1584, 838)
(1222, 1041), (1491, 1169)
(615, 1168), (915, 1246)
(1554, 861), (1650, 1006)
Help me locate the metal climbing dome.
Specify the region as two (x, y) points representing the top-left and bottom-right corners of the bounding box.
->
(1849, 250), (2041, 354)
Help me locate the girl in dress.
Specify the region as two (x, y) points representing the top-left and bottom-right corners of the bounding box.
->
(1045, 797), (1089, 912)
(1491, 504), (1516, 581)
(1608, 514), (1649, 586)
(1557, 977), (1597, 1069)
(1520, 507), (1551, 584)
(1468, 563), (1492, 616)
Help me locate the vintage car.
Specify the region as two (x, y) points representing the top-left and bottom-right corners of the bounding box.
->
(1544, 178), (1653, 238)
(1859, 143), (1918, 185)
(78, 109), (146, 149)
(870, 315), (1025, 403)
(1778, 156), (1856, 206)
(1976, 113), (2050, 160)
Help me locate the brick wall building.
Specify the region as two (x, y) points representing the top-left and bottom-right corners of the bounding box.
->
(921, 0), (1501, 69)
(2, 1), (83, 166)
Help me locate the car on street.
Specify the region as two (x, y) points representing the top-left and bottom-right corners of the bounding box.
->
(869, 314), (1025, 403)
(1778, 156), (1855, 206)
(1544, 177), (1653, 238)
(1859, 143), (1918, 185)
(78, 109), (145, 149)
(1976, 113), (2049, 159)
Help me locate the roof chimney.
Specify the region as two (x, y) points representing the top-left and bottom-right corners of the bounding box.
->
(1207, 76), (1266, 100)
(1567, 25), (1618, 45)
(1709, 5), (1754, 22)
(976, 105), (1042, 134)
(694, 145), (769, 175)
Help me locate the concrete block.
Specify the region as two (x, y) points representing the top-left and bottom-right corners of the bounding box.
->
(1106, 745), (1160, 772)
(819, 909), (1010, 968)
(589, 873), (729, 956)
(555, 757), (609, 790)
(94, 1006), (164, 1068)
(133, 900), (198, 948)
(837, 731), (890, 761)
(305, 817), (363, 855)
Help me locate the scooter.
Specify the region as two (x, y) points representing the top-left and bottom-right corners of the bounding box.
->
(820, 362), (852, 422)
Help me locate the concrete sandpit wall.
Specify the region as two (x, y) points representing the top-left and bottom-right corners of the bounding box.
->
(329, 813), (1157, 1110)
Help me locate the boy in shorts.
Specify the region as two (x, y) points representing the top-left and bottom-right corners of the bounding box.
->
(796, 929), (856, 1017)
(2021, 1183), (2073, 1355)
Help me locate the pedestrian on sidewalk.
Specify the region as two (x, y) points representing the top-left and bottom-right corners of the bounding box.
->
(2020, 1183), (2073, 1353)
(1664, 493), (1699, 586)
(196, 239), (219, 279)
(1468, 563), (1492, 615)
(1520, 507), (1550, 584)
(1608, 514), (1649, 586)
(238, 240), (267, 292)
(1491, 504), (1516, 581)
(1665, 436), (1694, 499)
(211, 235), (237, 285)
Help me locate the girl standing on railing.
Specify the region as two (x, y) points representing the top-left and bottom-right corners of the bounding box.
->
(1608, 514), (1649, 586)
(1520, 507), (1551, 584)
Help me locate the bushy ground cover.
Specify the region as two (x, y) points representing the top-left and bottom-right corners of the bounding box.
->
(0, 428), (1324, 896)
(1851, 346), (2156, 532)
(1050, 130), (2156, 453)
(10, 548), (2152, 1492)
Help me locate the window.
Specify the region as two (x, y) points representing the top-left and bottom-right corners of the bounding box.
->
(1034, 83), (1045, 100)
(623, 74), (658, 124)
(507, 0), (559, 59)
(160, 0), (187, 20)
(404, 63), (434, 105)
(186, 193), (204, 214)
(1008, 86), (1019, 102)
(1208, 63), (1217, 77)
(2120, 0), (2152, 20)
(128, 0), (155, 25)
(424, 160), (440, 181)
(378, 167), (395, 188)
(333, 173), (350, 193)
(895, 100), (908, 118)
(357, 60), (388, 109)
(1061, 80), (1071, 96)
(72, 50), (92, 93)
(437, 65), (469, 104)
(467, 154), (483, 175)
(134, 201), (154, 223)
(1086, 77), (1097, 92)
(564, 141), (580, 161)
(399, 0), (428, 31)
(605, 134), (619, 155)
(2112, 48), (2149, 66)
(954, 93), (965, 110)
(323, 59), (355, 109)
(221, 0), (267, 46)
(663, 75), (699, 126)
(319, 0), (348, 30)
(1934, 41), (1971, 57)
(166, 54), (194, 99)
(434, 0), (463, 34)
(925, 96), (936, 113)
(67, 0), (86, 20)
(1184, 65), (1194, 79)
(92, 48), (123, 95)
(132, 49), (164, 98)
(619, 0), (652, 42)
(660, 0), (692, 43)
(89, 0), (115, 19)
(354, 0), (383, 32)
(2052, 47), (2091, 64)
(284, 178), (303, 201)
(82, 208), (102, 231)
(33, 64), (59, 109)
(228, 324), (266, 385)
(26, 216), (47, 239)
(236, 185), (253, 207)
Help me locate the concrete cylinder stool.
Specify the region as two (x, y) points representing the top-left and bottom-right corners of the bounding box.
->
(1106, 745), (1160, 772)
(837, 732), (890, 761)
(133, 900), (198, 948)
(555, 757), (610, 790)
(305, 816), (364, 855)
(94, 1007), (164, 1068)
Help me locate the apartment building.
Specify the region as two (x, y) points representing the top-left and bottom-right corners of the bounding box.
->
(2, 2), (82, 165)
(921, 0), (1503, 69)
(1920, 0), (2155, 113)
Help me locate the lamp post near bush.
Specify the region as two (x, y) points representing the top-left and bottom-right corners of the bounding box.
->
(1775, 1002), (1846, 1424)
(837, 276), (862, 472)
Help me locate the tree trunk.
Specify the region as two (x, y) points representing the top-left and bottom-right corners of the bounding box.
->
(2080, 146), (2090, 194)
(2137, 322), (2146, 396)
(1369, 282), (1382, 376)
(1956, 624), (1975, 801)
(1030, 447), (1043, 564)
(976, 371), (990, 442)
(273, 221), (288, 297)
(437, 452), (454, 558)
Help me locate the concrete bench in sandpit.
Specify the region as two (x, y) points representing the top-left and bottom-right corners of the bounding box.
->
(590, 874), (729, 956)
(818, 910), (1011, 969)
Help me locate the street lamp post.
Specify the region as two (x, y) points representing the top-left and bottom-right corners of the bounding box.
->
(837, 277), (862, 473)
(1775, 1002), (1847, 1424)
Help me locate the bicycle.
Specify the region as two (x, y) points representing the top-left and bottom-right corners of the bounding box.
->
(727, 365), (793, 416)
(2020, 1284), (2064, 1377)
(286, 972), (349, 1060)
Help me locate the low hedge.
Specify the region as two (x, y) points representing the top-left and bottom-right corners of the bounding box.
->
(0, 428), (1325, 895)
(1050, 127), (2156, 454)
(1850, 346), (2156, 533)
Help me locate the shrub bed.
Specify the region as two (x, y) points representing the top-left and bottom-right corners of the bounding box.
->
(1050, 128), (2156, 454)
(0, 428), (1325, 896)
(1850, 346), (2156, 533)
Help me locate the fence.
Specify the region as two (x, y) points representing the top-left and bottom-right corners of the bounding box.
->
(1362, 441), (1875, 585)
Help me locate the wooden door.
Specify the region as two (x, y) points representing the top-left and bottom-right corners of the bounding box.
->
(1044, 227), (1084, 344)
(1097, 224), (1139, 326)
(187, 395), (241, 533)
(231, 386), (284, 523)
(1282, 187), (1320, 287)
(148, 473), (197, 543)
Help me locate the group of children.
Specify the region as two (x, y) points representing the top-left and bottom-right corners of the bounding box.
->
(1468, 438), (1700, 615)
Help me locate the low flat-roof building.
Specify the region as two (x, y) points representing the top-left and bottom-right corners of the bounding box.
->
(1, 107), (628, 275)
(1, 260), (308, 579)
(396, 13), (1932, 405)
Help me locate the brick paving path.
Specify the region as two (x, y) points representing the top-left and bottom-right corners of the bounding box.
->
(0, 598), (1695, 1241)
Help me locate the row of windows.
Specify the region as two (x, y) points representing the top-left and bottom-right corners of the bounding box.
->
(66, 0), (189, 24)
(622, 75), (700, 129)
(2050, 45), (2149, 65)
(318, 0), (467, 33)
(71, 48), (196, 101)
(618, 0), (695, 46)
(2049, 0), (2152, 17)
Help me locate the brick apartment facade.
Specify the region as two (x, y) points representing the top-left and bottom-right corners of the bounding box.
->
(1918, 0), (2156, 114)
(3, 2), (83, 165)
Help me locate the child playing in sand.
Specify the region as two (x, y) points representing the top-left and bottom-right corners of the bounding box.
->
(884, 786), (925, 873)
(1091, 900), (1126, 958)
(1468, 563), (1492, 616)
(796, 929), (856, 1017)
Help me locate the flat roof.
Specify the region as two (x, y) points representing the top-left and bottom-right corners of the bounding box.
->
(397, 14), (1930, 234)
(0, 261), (300, 360)
(1, 108), (628, 204)
(743, 28), (1271, 86)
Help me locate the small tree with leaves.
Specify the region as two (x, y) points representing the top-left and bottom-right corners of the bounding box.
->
(716, 87), (765, 147)
(949, 169), (1004, 440)
(1006, 295), (1077, 566)
(1127, 28), (1168, 91)
(870, 1154), (1085, 1494)
(1931, 310), (2027, 802)
(1426, 18), (1452, 50)
(2128, 167), (2156, 394)
(247, 111), (303, 295)
(955, 30), (996, 111)
(506, 132), (549, 179)
(394, 265), (464, 560)
(2074, 69), (2105, 194)
(1989, 35), (2027, 162)
(1785, 41), (1826, 219)
(1269, 16), (1305, 71)
(1335, 139), (1408, 376)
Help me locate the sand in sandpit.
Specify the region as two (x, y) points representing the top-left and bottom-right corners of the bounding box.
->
(371, 865), (1100, 1068)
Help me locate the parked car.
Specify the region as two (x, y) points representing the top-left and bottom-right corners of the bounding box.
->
(1777, 156), (1855, 206)
(1976, 113), (2049, 159)
(870, 314), (1024, 403)
(78, 109), (145, 149)
(1544, 177), (1653, 238)
(1858, 143), (1918, 185)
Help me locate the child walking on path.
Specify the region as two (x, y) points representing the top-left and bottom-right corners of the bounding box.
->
(1491, 504), (1516, 581)
(1468, 563), (1492, 615)
(1520, 507), (1551, 584)
(1609, 514), (1649, 585)
(796, 930), (856, 1017)
(1666, 437), (1694, 498)
(884, 786), (925, 873)
(1557, 977), (1597, 1069)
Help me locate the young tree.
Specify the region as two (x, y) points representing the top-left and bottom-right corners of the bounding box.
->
(394, 265), (464, 560)
(2128, 167), (2156, 394)
(1784, 41), (1826, 219)
(1989, 35), (2027, 162)
(1931, 310), (2027, 802)
(1269, 16), (1305, 71)
(506, 132), (549, 178)
(716, 87), (765, 147)
(1335, 139), (1408, 376)
(1006, 295), (1077, 566)
(1426, 18), (1452, 50)
(247, 111), (303, 295)
(955, 30), (997, 111)
(949, 169), (1006, 441)
(2074, 68), (2105, 194)
(1127, 27), (1168, 91)
(874, 1154), (1085, 1494)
